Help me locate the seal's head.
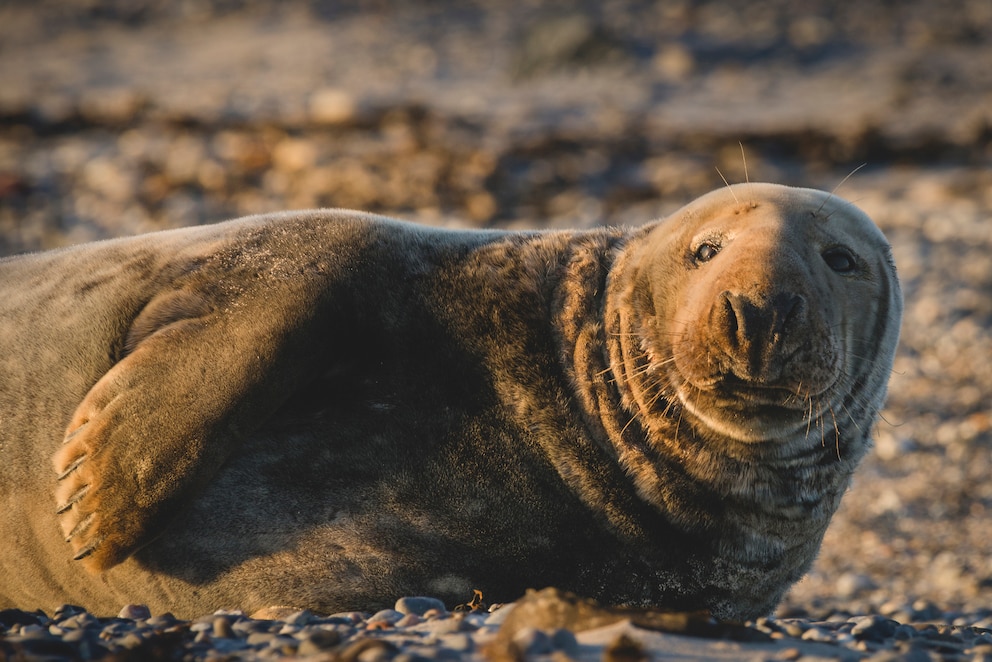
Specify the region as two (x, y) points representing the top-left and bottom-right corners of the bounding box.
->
(619, 183), (902, 447)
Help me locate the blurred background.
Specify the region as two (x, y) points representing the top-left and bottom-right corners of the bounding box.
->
(1, 0), (990, 619)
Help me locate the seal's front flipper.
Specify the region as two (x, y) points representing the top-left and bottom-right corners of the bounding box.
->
(53, 281), (325, 571)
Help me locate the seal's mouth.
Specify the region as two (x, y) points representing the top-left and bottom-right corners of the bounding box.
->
(683, 370), (834, 408)
(674, 376), (841, 443)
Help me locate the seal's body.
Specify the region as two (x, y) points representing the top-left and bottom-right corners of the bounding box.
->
(0, 184), (901, 620)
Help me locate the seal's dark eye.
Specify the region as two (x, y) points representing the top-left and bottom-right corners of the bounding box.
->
(822, 247), (857, 273)
(694, 242), (720, 264)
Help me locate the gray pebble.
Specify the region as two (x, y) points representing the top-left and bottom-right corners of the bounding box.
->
(118, 603), (152, 620)
(246, 631), (277, 646)
(420, 615), (469, 635)
(483, 604), (515, 627)
(297, 628), (342, 655)
(395, 596), (447, 616)
(53, 605), (86, 621)
(368, 608), (405, 626)
(439, 632), (474, 652)
(782, 621), (807, 638)
(118, 632), (144, 649)
(512, 626), (553, 655)
(892, 624), (917, 643)
(212, 617), (236, 639)
(550, 627), (579, 654)
(212, 637), (251, 653)
(852, 615), (900, 642)
(13, 624), (49, 640)
(146, 614), (177, 628)
(60, 613), (99, 630)
(461, 612), (486, 629)
(281, 609), (315, 626)
(233, 618), (270, 634)
(801, 626), (835, 643)
(395, 614), (422, 628)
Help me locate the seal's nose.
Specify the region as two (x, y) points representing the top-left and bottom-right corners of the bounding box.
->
(718, 290), (807, 379)
(722, 291), (805, 342)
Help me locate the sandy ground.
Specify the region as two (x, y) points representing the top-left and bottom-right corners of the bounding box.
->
(1, 0), (991, 657)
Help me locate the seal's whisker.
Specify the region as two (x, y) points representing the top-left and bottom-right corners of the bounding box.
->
(841, 402), (863, 433)
(822, 195), (868, 221)
(739, 142), (755, 208)
(715, 167), (740, 205)
(828, 406), (842, 460)
(815, 163), (867, 215)
(818, 403), (827, 449)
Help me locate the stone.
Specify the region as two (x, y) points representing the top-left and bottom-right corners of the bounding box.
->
(309, 89), (357, 125)
(118, 604), (152, 620)
(395, 596), (448, 617)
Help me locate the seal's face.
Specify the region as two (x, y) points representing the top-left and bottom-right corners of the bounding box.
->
(632, 183), (900, 444)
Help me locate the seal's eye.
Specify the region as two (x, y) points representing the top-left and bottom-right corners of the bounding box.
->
(694, 242), (721, 264)
(822, 247), (857, 273)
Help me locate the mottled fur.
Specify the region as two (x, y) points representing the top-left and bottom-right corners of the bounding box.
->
(0, 184), (901, 620)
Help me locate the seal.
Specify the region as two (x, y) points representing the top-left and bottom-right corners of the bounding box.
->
(0, 183), (902, 620)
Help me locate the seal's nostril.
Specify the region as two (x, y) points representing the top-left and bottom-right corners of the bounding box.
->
(722, 292), (738, 336)
(772, 293), (806, 336)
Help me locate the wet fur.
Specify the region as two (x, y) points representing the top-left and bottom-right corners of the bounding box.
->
(0, 184), (901, 620)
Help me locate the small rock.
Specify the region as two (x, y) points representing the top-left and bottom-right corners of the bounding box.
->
(212, 617), (236, 639)
(272, 137), (318, 173)
(0, 609), (46, 628)
(250, 605), (303, 620)
(835, 572), (877, 599)
(394, 614), (422, 627)
(118, 632), (145, 649)
(852, 615), (899, 642)
(483, 604), (515, 627)
(15, 624), (48, 639)
(309, 89), (357, 125)
(367, 609), (404, 625)
(118, 604), (152, 620)
(603, 633), (647, 662)
(512, 626), (553, 655)
(440, 632), (474, 652)
(282, 609), (315, 627)
(59, 612), (99, 630)
(894, 624), (919, 640)
(339, 638), (398, 662)
(421, 614), (470, 635)
(782, 621), (806, 638)
(395, 596), (447, 617)
(297, 629), (341, 654)
(246, 631), (277, 646)
(801, 626), (834, 643)
(53, 605), (87, 622)
(550, 627), (579, 654)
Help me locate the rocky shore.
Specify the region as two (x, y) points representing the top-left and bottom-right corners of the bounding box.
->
(3, 588), (992, 661)
(1, 0), (991, 659)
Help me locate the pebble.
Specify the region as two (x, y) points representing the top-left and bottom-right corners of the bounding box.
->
(367, 609), (405, 626)
(395, 596), (448, 616)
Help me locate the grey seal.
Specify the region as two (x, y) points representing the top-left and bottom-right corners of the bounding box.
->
(0, 183), (902, 620)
